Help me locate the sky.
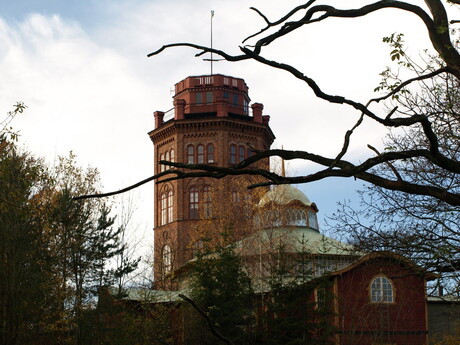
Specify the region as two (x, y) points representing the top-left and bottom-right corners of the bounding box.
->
(1, 0), (457, 255)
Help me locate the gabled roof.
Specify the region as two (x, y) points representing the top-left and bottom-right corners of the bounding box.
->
(327, 251), (438, 280)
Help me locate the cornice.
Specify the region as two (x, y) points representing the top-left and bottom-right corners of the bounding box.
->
(149, 118), (275, 143)
(156, 136), (175, 148)
(175, 85), (250, 100)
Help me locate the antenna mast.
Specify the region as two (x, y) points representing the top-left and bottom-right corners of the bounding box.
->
(211, 10), (214, 75)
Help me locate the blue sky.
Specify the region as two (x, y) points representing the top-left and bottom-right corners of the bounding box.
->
(1, 0), (452, 248)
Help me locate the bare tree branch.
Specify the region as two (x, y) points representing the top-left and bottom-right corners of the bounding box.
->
(76, 144), (460, 205)
(243, 1), (317, 43)
(101, 1), (459, 208)
(178, 294), (234, 345)
(367, 144), (403, 181)
(369, 67), (449, 104)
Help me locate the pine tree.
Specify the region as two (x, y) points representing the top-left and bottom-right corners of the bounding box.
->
(188, 235), (254, 345)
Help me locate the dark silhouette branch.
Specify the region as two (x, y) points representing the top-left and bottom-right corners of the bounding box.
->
(75, 145), (460, 205)
(243, 1), (317, 43)
(73, 170), (179, 200)
(369, 67), (449, 104)
(329, 112), (365, 170)
(246, 1), (460, 78)
(367, 144), (403, 181)
(87, 1), (460, 207)
(178, 294), (234, 345)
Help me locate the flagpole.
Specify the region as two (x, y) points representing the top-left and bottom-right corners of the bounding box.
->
(211, 10), (214, 75)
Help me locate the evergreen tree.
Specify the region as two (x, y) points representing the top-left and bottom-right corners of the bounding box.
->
(189, 235), (254, 345)
(262, 241), (336, 345)
(0, 145), (57, 345)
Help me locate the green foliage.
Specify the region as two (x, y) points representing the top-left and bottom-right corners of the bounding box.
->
(189, 236), (254, 344)
(0, 145), (139, 345)
(333, 32), (460, 295)
(374, 33), (413, 99)
(84, 295), (173, 345)
(382, 33), (406, 62)
(261, 243), (336, 345)
(0, 146), (53, 345)
(0, 102), (26, 144)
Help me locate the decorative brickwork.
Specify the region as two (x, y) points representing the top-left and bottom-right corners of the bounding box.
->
(148, 74), (275, 287)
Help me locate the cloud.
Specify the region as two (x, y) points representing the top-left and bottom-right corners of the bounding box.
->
(0, 0), (443, 237)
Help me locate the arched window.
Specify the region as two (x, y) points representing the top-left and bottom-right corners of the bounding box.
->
(230, 144), (237, 164)
(160, 153), (165, 172)
(192, 240), (204, 257)
(167, 190), (173, 222)
(370, 276), (394, 303)
(238, 145), (245, 163)
(207, 144), (214, 163)
(189, 187), (199, 219)
(262, 209), (282, 228)
(170, 149), (175, 162)
(187, 145), (195, 164)
(231, 191), (240, 203)
(160, 188), (174, 225)
(160, 192), (168, 225)
(203, 186), (212, 218)
(197, 144), (204, 164)
(286, 209), (307, 226)
(308, 210), (319, 230)
(162, 245), (172, 274)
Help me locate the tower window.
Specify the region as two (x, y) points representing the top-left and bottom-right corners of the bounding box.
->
(223, 91), (229, 98)
(187, 145), (195, 164)
(206, 91), (213, 104)
(160, 188), (174, 225)
(203, 186), (212, 218)
(238, 145), (245, 163)
(197, 144), (204, 164)
(170, 149), (175, 162)
(160, 192), (167, 225)
(233, 94), (239, 106)
(370, 276), (394, 303)
(162, 244), (172, 275)
(195, 93), (202, 104)
(165, 151), (170, 170)
(231, 191), (240, 203)
(207, 144), (214, 163)
(160, 153), (165, 172)
(192, 240), (204, 257)
(230, 144), (237, 164)
(167, 190), (173, 223)
(189, 187), (199, 219)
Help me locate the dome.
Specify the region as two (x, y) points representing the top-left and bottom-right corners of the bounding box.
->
(258, 184), (312, 208)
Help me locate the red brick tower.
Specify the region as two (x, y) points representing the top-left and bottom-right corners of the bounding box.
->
(148, 74), (275, 287)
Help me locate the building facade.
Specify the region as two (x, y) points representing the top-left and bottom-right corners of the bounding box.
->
(148, 74), (275, 286)
(143, 74), (436, 344)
